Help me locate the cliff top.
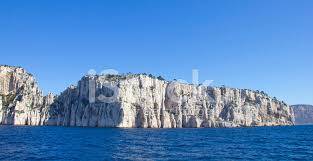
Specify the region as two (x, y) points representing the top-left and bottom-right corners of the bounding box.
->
(0, 65), (289, 106)
(0, 65), (24, 70)
(0, 65), (31, 76)
(292, 104), (313, 108)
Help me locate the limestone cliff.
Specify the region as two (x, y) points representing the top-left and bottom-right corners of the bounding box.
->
(291, 105), (313, 125)
(0, 65), (54, 125)
(0, 65), (294, 128)
(46, 74), (294, 128)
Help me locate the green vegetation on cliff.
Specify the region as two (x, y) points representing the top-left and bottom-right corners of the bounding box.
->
(0, 93), (16, 109)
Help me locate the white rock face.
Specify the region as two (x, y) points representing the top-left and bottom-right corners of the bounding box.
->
(0, 65), (295, 128)
(0, 65), (53, 125)
(46, 74), (295, 128)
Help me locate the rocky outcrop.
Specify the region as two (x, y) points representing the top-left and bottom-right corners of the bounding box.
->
(46, 74), (294, 128)
(0, 65), (53, 125)
(0, 65), (295, 128)
(292, 105), (313, 125)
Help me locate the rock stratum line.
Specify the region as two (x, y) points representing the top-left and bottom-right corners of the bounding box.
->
(0, 65), (294, 128)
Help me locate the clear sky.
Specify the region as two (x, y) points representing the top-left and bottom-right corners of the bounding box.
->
(1, 0), (312, 105)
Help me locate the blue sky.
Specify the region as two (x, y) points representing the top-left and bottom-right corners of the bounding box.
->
(1, 0), (312, 105)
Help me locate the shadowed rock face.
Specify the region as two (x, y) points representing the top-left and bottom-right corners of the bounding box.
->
(292, 105), (313, 125)
(0, 65), (295, 128)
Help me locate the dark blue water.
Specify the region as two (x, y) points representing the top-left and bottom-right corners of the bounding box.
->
(0, 125), (312, 161)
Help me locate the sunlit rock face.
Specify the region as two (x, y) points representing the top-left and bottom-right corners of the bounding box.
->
(0, 65), (54, 125)
(46, 74), (295, 128)
(0, 65), (294, 128)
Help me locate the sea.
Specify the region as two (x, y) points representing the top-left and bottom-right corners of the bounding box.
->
(0, 125), (312, 161)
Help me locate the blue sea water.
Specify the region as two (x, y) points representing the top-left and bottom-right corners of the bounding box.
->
(0, 125), (312, 161)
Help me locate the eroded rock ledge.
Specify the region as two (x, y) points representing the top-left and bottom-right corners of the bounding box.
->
(0, 65), (295, 128)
